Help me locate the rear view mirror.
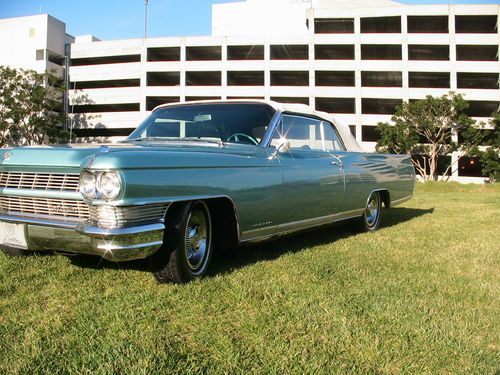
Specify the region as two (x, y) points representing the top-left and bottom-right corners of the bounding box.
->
(194, 114), (212, 122)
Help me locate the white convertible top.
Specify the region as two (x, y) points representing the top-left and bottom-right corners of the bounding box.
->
(154, 99), (362, 152)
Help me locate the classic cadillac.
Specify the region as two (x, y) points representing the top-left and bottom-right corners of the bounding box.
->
(0, 100), (415, 283)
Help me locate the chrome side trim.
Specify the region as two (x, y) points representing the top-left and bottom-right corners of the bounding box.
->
(97, 240), (164, 251)
(240, 208), (364, 243)
(0, 214), (78, 229)
(76, 222), (165, 236)
(391, 194), (413, 207)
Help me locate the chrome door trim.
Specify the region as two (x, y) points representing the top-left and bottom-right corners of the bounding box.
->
(240, 208), (364, 243)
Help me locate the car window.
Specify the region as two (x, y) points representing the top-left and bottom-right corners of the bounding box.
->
(271, 114), (345, 151)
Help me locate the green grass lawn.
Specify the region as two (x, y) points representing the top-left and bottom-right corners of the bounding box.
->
(0, 183), (499, 374)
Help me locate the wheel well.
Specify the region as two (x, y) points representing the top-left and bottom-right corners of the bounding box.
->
(165, 198), (239, 251)
(378, 190), (391, 208)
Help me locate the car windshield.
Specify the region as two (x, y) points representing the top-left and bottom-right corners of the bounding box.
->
(127, 103), (276, 146)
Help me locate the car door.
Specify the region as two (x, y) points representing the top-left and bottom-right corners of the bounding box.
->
(272, 114), (345, 224)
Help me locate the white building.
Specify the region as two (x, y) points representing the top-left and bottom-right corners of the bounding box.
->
(0, 14), (73, 75)
(0, 0), (499, 181)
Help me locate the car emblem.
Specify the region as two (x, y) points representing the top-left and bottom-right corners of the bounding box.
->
(2, 151), (12, 161)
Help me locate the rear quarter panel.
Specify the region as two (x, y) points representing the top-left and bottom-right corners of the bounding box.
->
(337, 151), (415, 211)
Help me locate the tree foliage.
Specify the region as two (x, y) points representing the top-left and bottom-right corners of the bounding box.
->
(375, 92), (487, 181)
(0, 66), (68, 147)
(468, 112), (499, 182)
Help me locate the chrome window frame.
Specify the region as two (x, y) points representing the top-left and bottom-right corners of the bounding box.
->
(261, 111), (347, 152)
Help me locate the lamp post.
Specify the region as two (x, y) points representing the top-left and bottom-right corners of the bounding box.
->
(144, 0), (149, 38)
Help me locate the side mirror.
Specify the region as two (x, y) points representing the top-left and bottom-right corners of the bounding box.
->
(276, 137), (291, 153)
(269, 137), (290, 160)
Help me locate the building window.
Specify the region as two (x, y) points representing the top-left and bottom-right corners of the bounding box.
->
(270, 71), (309, 86)
(71, 79), (141, 90)
(361, 16), (401, 33)
(361, 126), (381, 142)
(465, 101), (499, 117)
(73, 128), (136, 138)
(457, 73), (499, 89)
(186, 46), (221, 61)
(456, 45), (498, 61)
(72, 103), (140, 113)
(409, 72), (450, 88)
(407, 16), (448, 33)
(314, 18), (354, 33)
(315, 71), (355, 86)
(458, 157), (484, 177)
(35, 49), (45, 61)
(71, 55), (141, 66)
(185, 96), (221, 102)
(408, 45), (449, 61)
(361, 45), (402, 60)
(227, 71), (264, 86)
(227, 96), (265, 100)
(412, 155), (451, 176)
(146, 96), (180, 111)
(227, 45), (264, 60)
(315, 45), (354, 60)
(146, 72), (180, 86)
(362, 98), (402, 115)
(147, 47), (180, 62)
(185, 71), (221, 86)
(270, 97), (310, 105)
(270, 45), (309, 60)
(315, 97), (355, 114)
(455, 15), (498, 34)
(361, 71), (402, 87)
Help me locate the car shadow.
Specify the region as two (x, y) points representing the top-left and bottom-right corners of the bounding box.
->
(67, 207), (434, 276)
(208, 207), (434, 277)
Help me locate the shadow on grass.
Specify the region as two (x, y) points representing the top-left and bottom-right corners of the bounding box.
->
(67, 207), (434, 276)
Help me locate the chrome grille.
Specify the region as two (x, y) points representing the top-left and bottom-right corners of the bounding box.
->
(90, 204), (169, 228)
(0, 195), (89, 222)
(0, 171), (80, 192)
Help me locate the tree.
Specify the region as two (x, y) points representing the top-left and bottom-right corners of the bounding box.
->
(375, 92), (484, 181)
(468, 112), (499, 182)
(0, 66), (68, 147)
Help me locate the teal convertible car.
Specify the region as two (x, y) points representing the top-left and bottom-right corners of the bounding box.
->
(0, 100), (415, 283)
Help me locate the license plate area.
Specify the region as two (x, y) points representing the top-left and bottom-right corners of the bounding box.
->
(0, 222), (28, 248)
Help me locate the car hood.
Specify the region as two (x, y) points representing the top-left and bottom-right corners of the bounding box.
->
(0, 142), (271, 171)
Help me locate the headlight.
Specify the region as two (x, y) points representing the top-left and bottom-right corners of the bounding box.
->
(97, 172), (121, 200)
(80, 172), (96, 199)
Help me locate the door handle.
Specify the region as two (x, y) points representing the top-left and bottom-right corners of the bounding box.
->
(331, 161), (343, 168)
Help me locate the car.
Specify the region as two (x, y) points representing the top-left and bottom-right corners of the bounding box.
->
(0, 100), (415, 283)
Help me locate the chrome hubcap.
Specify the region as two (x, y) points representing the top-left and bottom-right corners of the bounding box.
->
(184, 207), (209, 273)
(365, 194), (380, 227)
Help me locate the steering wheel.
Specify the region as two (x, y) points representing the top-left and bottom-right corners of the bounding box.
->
(226, 133), (259, 145)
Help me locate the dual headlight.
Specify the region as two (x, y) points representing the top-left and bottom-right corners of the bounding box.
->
(80, 171), (122, 200)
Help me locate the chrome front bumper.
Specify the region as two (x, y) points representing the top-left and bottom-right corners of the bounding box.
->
(0, 215), (164, 261)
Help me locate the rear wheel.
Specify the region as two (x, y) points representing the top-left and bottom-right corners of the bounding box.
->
(154, 201), (213, 283)
(358, 191), (382, 232)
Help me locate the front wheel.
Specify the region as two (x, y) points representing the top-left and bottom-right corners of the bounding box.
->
(358, 191), (382, 232)
(154, 201), (213, 284)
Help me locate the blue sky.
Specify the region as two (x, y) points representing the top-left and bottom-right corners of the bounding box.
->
(0, 0), (498, 40)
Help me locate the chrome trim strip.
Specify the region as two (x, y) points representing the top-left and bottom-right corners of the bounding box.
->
(261, 111), (283, 148)
(391, 194), (413, 207)
(240, 208), (364, 243)
(97, 240), (164, 251)
(0, 214), (78, 229)
(0, 188), (82, 200)
(76, 222), (165, 236)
